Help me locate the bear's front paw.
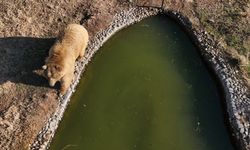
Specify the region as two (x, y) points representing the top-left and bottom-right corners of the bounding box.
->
(60, 88), (67, 95)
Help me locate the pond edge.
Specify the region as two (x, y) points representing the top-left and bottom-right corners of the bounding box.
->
(30, 7), (250, 150)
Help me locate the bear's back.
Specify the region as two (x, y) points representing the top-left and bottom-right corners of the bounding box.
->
(56, 24), (89, 59)
(63, 24), (88, 44)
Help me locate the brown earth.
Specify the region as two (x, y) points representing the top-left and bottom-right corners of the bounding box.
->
(0, 0), (249, 149)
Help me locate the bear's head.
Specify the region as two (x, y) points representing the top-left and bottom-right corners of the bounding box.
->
(41, 63), (64, 87)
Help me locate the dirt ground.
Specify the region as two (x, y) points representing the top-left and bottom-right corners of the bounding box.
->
(0, 0), (249, 149)
(0, 1), (125, 149)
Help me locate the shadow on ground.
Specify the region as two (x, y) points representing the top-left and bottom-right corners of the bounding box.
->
(0, 37), (56, 87)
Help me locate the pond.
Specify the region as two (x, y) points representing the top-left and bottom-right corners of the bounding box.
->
(50, 15), (234, 150)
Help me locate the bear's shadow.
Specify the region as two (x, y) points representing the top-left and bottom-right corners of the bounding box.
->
(0, 37), (57, 88)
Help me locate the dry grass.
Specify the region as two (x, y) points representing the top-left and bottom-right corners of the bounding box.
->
(194, 0), (250, 73)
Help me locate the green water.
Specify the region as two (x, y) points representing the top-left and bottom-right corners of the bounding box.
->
(50, 16), (234, 150)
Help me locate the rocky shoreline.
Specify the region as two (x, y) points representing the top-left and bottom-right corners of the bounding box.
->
(30, 6), (249, 150)
(164, 10), (250, 150)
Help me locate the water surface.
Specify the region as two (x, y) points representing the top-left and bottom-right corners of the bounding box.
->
(50, 15), (234, 150)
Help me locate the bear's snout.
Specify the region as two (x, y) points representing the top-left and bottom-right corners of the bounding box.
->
(49, 79), (56, 87)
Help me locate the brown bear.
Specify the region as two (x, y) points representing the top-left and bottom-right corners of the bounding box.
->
(36, 24), (89, 95)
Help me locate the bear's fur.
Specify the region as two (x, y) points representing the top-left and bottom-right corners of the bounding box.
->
(36, 24), (89, 95)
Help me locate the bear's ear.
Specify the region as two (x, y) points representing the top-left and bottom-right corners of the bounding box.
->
(33, 69), (46, 78)
(42, 65), (47, 70)
(45, 57), (49, 63)
(54, 65), (62, 72)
